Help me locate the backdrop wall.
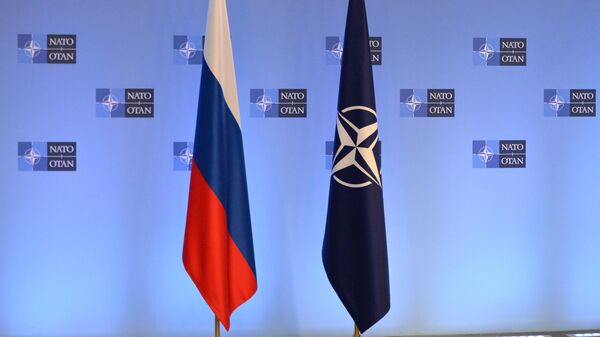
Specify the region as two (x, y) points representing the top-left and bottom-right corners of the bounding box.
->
(1, 0), (600, 336)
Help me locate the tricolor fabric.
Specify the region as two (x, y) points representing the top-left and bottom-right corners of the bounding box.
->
(182, 0), (257, 330)
(322, 0), (391, 333)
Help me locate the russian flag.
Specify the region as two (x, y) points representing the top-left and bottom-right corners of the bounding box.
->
(183, 0), (257, 331)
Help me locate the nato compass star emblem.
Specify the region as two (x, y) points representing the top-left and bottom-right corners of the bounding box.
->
(478, 42), (495, 61)
(549, 94), (565, 111)
(24, 147), (42, 166)
(331, 42), (343, 60)
(405, 94), (422, 112)
(331, 106), (381, 188)
(178, 41), (198, 59)
(179, 147), (194, 166)
(101, 94), (119, 112)
(23, 40), (41, 58)
(255, 94), (273, 112)
(478, 145), (494, 163)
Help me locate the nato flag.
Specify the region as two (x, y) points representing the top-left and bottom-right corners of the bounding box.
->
(322, 0), (390, 333)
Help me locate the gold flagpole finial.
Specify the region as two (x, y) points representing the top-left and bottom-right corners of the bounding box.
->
(215, 316), (221, 337)
(354, 324), (360, 337)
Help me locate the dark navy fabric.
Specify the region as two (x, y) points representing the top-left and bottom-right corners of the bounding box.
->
(322, 0), (390, 333)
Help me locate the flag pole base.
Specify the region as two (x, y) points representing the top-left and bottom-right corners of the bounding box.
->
(354, 324), (360, 337)
(215, 316), (220, 337)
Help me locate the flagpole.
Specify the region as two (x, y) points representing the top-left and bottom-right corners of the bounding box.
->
(354, 324), (360, 337)
(215, 316), (220, 337)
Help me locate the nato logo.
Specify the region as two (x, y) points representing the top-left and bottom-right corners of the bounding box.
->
(473, 140), (526, 168)
(17, 34), (76, 64)
(18, 142), (77, 171)
(473, 38), (526, 66)
(400, 89), (455, 117)
(325, 36), (344, 65)
(544, 89), (596, 117)
(325, 140), (381, 170)
(250, 89), (307, 118)
(173, 35), (203, 65)
(173, 142), (194, 171)
(325, 36), (382, 65)
(96, 88), (154, 118)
